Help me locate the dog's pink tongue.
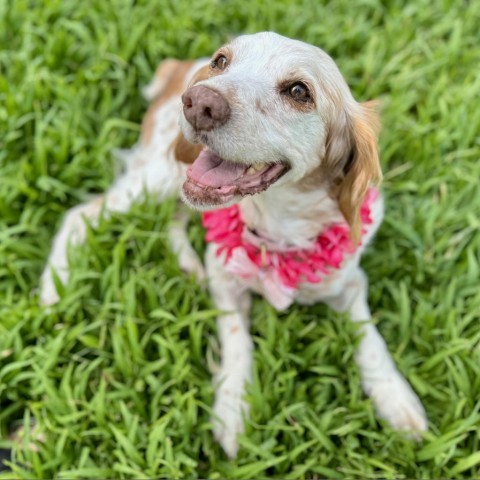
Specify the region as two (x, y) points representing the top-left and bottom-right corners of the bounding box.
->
(187, 150), (245, 187)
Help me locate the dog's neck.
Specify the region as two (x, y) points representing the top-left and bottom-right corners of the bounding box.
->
(239, 179), (344, 249)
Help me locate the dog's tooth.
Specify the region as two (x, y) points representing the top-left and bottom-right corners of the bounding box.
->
(246, 164), (265, 175)
(245, 164), (267, 175)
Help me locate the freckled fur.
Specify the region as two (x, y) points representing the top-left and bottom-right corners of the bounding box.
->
(255, 99), (268, 115)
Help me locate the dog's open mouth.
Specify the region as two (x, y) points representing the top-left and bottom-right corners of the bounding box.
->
(183, 149), (289, 207)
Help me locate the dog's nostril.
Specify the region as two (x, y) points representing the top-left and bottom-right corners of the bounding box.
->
(182, 86), (230, 131)
(181, 92), (193, 109)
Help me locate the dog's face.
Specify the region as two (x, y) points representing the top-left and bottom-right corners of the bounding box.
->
(180, 32), (381, 239)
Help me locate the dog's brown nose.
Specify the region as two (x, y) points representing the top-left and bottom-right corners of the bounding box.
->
(182, 86), (230, 131)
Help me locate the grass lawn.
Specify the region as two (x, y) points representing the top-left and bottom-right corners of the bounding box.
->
(1, 0), (480, 478)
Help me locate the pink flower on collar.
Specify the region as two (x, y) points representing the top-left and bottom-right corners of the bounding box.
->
(202, 188), (378, 294)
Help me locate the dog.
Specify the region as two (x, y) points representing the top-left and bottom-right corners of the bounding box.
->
(40, 32), (427, 458)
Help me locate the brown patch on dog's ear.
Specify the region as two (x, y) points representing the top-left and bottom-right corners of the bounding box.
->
(332, 101), (382, 243)
(171, 132), (203, 164)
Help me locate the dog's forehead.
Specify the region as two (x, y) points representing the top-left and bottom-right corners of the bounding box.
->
(230, 32), (314, 56)
(226, 32), (333, 82)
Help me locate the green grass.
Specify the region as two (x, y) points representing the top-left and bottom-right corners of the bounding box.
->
(1, 0), (479, 477)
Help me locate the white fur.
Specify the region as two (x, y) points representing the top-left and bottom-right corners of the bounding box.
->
(180, 33), (354, 187)
(40, 32), (427, 457)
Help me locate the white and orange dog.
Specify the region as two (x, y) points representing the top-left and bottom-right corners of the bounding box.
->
(40, 32), (427, 457)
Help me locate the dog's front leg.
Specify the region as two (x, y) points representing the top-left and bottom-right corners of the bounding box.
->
(205, 244), (253, 458)
(40, 158), (185, 306)
(337, 269), (428, 436)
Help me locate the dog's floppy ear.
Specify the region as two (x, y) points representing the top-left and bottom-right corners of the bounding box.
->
(327, 101), (382, 243)
(172, 64), (210, 164)
(172, 133), (203, 164)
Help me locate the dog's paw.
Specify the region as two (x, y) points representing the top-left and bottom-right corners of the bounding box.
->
(39, 272), (60, 306)
(39, 267), (68, 307)
(364, 370), (427, 438)
(212, 377), (248, 458)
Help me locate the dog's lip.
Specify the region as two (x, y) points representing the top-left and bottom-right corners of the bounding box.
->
(185, 148), (289, 193)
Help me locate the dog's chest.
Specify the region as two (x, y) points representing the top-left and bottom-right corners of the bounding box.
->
(202, 188), (380, 311)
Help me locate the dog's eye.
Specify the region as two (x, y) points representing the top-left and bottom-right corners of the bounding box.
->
(288, 82), (310, 101)
(211, 55), (228, 71)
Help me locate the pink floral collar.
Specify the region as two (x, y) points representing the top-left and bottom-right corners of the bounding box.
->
(202, 188), (379, 310)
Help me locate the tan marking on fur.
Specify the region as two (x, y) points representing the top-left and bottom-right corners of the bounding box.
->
(170, 64), (211, 164)
(229, 325), (240, 334)
(152, 59), (185, 92)
(141, 60), (195, 146)
(337, 101), (382, 243)
(295, 165), (326, 193)
(92, 196), (103, 207)
(324, 107), (352, 181)
(131, 157), (148, 169)
(209, 46), (234, 77)
(171, 134), (203, 164)
(284, 94), (315, 112)
(255, 99), (268, 115)
(278, 78), (316, 112)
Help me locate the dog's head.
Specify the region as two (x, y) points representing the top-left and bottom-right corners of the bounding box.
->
(179, 32), (381, 240)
